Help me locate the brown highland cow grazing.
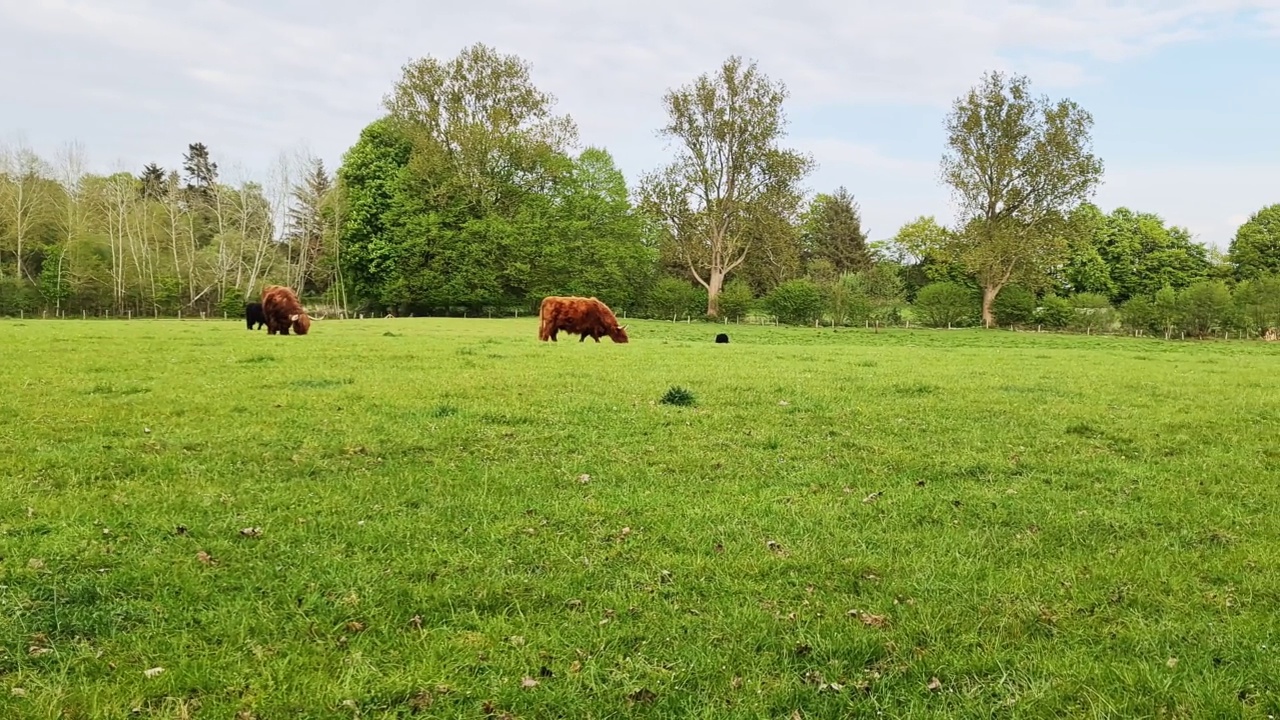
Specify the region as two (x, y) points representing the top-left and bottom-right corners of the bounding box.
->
(538, 296), (628, 343)
(261, 285), (311, 335)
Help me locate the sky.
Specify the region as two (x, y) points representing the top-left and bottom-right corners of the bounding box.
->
(1, 0), (1277, 249)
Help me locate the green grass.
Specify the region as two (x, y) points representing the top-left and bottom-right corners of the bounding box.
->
(1, 317), (1278, 718)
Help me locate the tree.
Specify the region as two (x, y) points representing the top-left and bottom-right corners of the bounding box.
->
(940, 71), (1104, 327)
(914, 282), (977, 328)
(285, 156), (337, 295)
(182, 143), (218, 197)
(341, 44), (596, 314)
(1092, 207), (1210, 303)
(0, 140), (52, 282)
(639, 56), (814, 317)
(139, 163), (167, 201)
(1233, 275), (1280, 335)
(1230, 204), (1280, 281)
(886, 216), (973, 300)
(801, 187), (870, 274)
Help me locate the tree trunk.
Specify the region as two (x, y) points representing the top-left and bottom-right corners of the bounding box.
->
(705, 271), (724, 318)
(981, 284), (1001, 328)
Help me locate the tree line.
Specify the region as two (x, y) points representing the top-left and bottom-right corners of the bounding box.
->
(2, 43), (1278, 338)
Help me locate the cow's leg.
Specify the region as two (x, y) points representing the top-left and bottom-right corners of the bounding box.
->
(580, 333), (587, 342)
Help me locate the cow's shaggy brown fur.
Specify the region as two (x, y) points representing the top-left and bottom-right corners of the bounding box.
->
(261, 285), (311, 335)
(538, 296), (628, 343)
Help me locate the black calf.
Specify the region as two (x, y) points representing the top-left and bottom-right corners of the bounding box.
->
(715, 333), (729, 343)
(245, 302), (267, 330)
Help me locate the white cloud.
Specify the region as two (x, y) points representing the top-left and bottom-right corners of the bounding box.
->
(0, 0), (1277, 248)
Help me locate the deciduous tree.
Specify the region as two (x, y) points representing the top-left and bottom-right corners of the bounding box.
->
(940, 71), (1103, 327)
(639, 56), (813, 317)
(1230, 204), (1280, 280)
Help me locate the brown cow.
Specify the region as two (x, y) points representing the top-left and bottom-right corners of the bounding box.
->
(538, 296), (628, 343)
(261, 285), (311, 335)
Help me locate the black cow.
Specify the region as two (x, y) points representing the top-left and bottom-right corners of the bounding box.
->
(245, 302), (267, 330)
(715, 333), (729, 343)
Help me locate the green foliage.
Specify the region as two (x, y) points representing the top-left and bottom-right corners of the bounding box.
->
(638, 56), (813, 317)
(913, 281), (976, 328)
(1035, 293), (1073, 329)
(1089, 207), (1211, 303)
(644, 277), (704, 319)
(940, 71), (1104, 325)
(1178, 280), (1234, 337)
(1152, 286), (1181, 336)
(1233, 275), (1280, 334)
(338, 46), (650, 315)
(991, 285), (1036, 326)
(762, 278), (826, 325)
(715, 278), (755, 322)
(0, 277), (39, 315)
(1230, 204), (1280, 281)
(800, 187), (870, 274)
(1119, 296), (1157, 334)
(659, 385), (696, 407)
(1067, 292), (1116, 333)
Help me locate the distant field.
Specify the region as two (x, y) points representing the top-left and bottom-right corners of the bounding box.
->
(1, 317), (1278, 719)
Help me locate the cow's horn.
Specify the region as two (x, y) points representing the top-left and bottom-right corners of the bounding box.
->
(619, 324), (628, 330)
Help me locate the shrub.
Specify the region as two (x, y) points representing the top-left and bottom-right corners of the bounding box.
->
(716, 279), (755, 322)
(1068, 292), (1116, 333)
(645, 278), (703, 320)
(992, 285), (1036, 326)
(1034, 293), (1072, 329)
(763, 279), (827, 325)
(913, 282), (976, 328)
(0, 278), (40, 316)
(1119, 296), (1157, 334)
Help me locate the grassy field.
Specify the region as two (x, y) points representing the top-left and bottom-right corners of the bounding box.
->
(1, 317), (1278, 719)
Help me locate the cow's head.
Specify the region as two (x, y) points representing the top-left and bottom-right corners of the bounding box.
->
(609, 324), (629, 343)
(291, 313), (312, 335)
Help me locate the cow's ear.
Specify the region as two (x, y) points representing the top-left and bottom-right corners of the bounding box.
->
(289, 314), (299, 322)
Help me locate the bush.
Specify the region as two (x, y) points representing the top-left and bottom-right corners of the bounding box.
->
(1178, 280), (1233, 336)
(645, 278), (703, 320)
(1119, 296), (1157, 334)
(913, 282), (976, 328)
(716, 279), (755, 321)
(1034, 293), (1072, 329)
(992, 285), (1036, 326)
(763, 278), (827, 325)
(0, 278), (40, 316)
(1068, 292), (1116, 333)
